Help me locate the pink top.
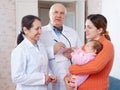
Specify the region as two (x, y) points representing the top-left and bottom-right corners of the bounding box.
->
(72, 48), (96, 65)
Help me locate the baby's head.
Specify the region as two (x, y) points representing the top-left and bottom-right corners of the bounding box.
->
(85, 40), (103, 54)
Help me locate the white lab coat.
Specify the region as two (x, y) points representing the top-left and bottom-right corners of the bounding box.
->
(40, 23), (82, 90)
(11, 38), (51, 90)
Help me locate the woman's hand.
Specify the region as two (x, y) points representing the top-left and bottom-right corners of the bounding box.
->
(45, 75), (51, 85)
(64, 73), (74, 90)
(49, 75), (57, 83)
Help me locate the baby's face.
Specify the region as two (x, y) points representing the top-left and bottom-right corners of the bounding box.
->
(85, 41), (95, 53)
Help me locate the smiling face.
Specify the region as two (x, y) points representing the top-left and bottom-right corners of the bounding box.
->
(49, 3), (66, 28)
(85, 19), (102, 41)
(24, 19), (42, 44)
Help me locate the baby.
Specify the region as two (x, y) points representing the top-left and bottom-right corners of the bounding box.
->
(67, 40), (103, 90)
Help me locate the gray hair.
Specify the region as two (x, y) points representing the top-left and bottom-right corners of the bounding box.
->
(49, 3), (67, 15)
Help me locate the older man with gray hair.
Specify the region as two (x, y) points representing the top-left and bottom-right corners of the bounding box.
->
(40, 3), (81, 90)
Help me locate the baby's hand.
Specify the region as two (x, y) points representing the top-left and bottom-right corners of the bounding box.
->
(72, 46), (78, 52)
(71, 52), (74, 56)
(71, 46), (78, 56)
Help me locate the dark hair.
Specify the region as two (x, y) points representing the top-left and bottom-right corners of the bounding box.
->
(17, 15), (41, 45)
(87, 14), (111, 41)
(89, 40), (103, 54)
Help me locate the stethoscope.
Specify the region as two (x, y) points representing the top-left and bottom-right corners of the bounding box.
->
(53, 26), (72, 64)
(53, 26), (71, 48)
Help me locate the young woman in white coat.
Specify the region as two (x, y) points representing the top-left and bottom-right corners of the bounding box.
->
(40, 3), (81, 90)
(11, 15), (57, 90)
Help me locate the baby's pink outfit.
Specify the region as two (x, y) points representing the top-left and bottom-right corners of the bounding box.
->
(71, 48), (96, 90)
